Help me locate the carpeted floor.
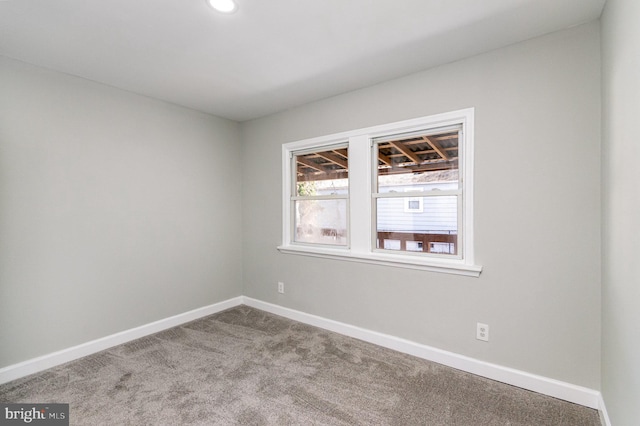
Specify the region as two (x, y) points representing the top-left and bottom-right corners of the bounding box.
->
(0, 306), (601, 425)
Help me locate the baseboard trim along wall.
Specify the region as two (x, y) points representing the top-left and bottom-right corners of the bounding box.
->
(0, 295), (609, 422)
(241, 297), (604, 412)
(598, 393), (612, 426)
(0, 297), (244, 385)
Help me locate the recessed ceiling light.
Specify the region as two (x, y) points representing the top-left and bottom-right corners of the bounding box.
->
(207, 0), (237, 13)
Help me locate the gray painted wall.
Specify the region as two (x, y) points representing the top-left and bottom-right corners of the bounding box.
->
(241, 23), (601, 389)
(601, 0), (640, 423)
(0, 19), (610, 400)
(0, 57), (243, 368)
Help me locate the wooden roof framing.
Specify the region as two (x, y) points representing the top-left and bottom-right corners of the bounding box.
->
(296, 130), (459, 182)
(296, 148), (350, 182)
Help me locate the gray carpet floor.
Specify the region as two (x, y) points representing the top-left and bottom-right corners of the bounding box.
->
(0, 306), (601, 425)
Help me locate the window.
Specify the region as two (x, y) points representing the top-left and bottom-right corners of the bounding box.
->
(279, 108), (481, 277)
(404, 198), (424, 213)
(291, 146), (349, 246)
(374, 126), (461, 258)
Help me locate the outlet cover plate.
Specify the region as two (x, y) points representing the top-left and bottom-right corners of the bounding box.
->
(477, 323), (489, 342)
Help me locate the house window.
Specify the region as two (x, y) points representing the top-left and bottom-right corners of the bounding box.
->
(279, 108), (481, 277)
(404, 189), (424, 213)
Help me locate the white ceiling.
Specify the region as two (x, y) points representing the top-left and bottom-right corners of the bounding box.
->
(0, 0), (605, 121)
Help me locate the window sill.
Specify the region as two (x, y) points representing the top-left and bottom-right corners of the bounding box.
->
(277, 245), (482, 277)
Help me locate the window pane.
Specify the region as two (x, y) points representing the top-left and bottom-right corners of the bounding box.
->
(376, 129), (459, 192)
(295, 199), (348, 246)
(376, 196), (458, 255)
(295, 148), (348, 195)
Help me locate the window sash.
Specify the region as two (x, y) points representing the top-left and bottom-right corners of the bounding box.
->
(371, 193), (463, 260)
(291, 198), (350, 247)
(290, 144), (350, 248)
(371, 125), (464, 259)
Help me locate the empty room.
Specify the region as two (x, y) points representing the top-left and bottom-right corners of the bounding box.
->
(0, 0), (638, 424)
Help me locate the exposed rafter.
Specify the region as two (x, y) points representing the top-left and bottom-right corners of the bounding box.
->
(296, 169), (348, 182)
(317, 152), (348, 169)
(377, 152), (392, 166)
(389, 141), (422, 164)
(296, 130), (459, 182)
(296, 157), (327, 173)
(333, 149), (348, 159)
(378, 160), (459, 176)
(422, 136), (450, 160)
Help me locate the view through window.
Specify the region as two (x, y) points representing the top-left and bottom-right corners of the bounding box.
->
(293, 146), (348, 246)
(374, 126), (460, 256)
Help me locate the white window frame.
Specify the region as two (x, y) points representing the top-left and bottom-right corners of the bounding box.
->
(278, 108), (482, 277)
(372, 124), (463, 261)
(290, 143), (350, 248)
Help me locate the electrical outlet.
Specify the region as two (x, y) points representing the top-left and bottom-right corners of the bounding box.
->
(477, 323), (489, 342)
(277, 282), (284, 294)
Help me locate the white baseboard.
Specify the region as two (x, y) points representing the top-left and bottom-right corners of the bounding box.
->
(0, 295), (605, 415)
(598, 393), (612, 426)
(241, 296), (602, 410)
(0, 296), (244, 385)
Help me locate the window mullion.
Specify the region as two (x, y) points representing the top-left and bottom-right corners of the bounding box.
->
(348, 135), (372, 253)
